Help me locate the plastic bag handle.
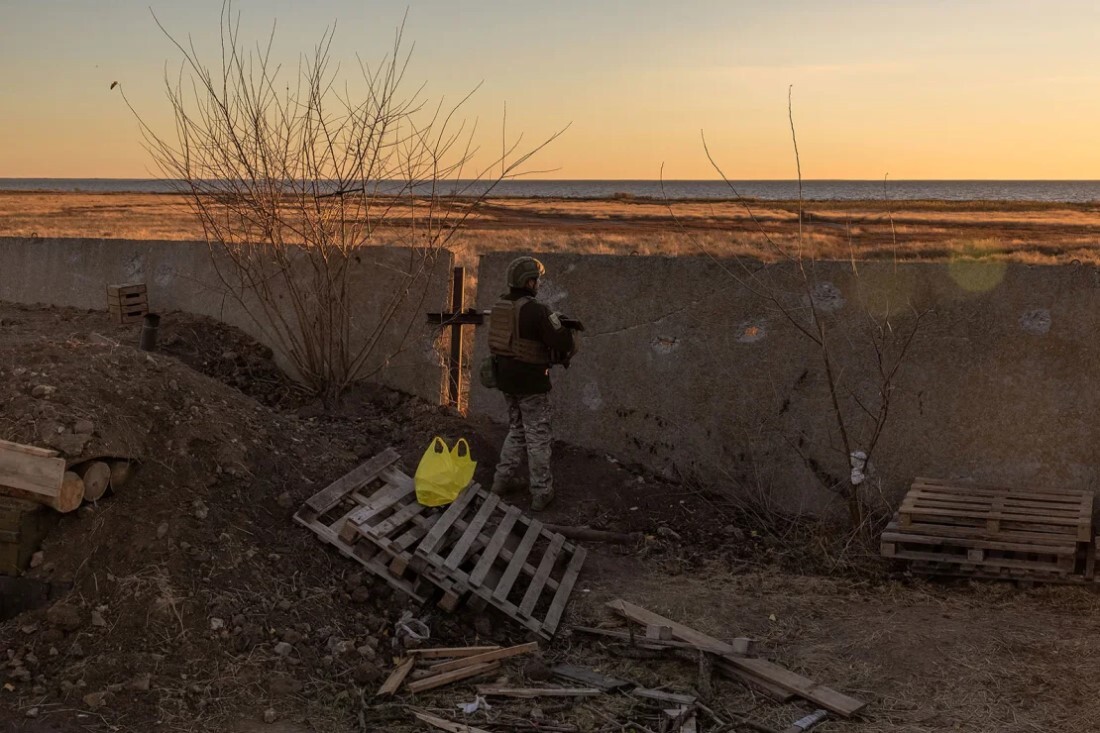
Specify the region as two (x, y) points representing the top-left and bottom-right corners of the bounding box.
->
(451, 438), (470, 458)
(431, 436), (448, 454)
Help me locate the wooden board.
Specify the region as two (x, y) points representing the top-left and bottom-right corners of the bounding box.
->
(405, 660), (501, 693)
(551, 663), (633, 691)
(608, 599), (866, 717)
(376, 657), (415, 696)
(414, 485), (587, 638)
(0, 440), (66, 499)
(428, 642), (537, 674)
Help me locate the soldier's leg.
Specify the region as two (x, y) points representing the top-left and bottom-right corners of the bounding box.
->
(520, 393), (554, 510)
(492, 393), (527, 494)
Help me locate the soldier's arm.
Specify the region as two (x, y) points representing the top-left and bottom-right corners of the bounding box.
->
(536, 304), (575, 353)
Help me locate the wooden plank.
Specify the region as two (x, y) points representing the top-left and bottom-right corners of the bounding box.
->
(476, 686), (602, 698)
(410, 710), (492, 733)
(366, 494), (430, 539)
(519, 533), (564, 617)
(541, 544), (587, 634)
(912, 477), (1089, 498)
(408, 646), (501, 659)
(552, 663), (633, 691)
(304, 448), (400, 513)
(428, 642), (538, 674)
(405, 661), (500, 694)
(468, 506), (521, 586)
(345, 479), (415, 527)
(0, 441), (66, 498)
(376, 657), (415, 696)
(492, 520), (543, 603)
(0, 440), (59, 459)
(417, 484), (481, 557)
(633, 688), (697, 705)
(608, 599), (866, 717)
(444, 492), (501, 570)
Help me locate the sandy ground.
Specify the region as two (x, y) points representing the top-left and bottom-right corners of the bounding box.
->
(2, 303), (1100, 732)
(2, 191), (1100, 263)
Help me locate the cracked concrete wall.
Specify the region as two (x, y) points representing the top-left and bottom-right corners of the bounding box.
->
(0, 237), (451, 401)
(469, 253), (1100, 515)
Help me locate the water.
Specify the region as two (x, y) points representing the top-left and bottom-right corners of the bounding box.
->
(2, 178), (1100, 202)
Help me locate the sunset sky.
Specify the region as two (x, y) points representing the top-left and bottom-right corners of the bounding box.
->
(3, 0), (1100, 180)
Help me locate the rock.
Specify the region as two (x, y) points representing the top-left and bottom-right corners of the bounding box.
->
(29, 552), (44, 569)
(267, 673), (302, 696)
(91, 611), (107, 628)
(356, 644), (376, 659)
(657, 526), (682, 541)
(30, 385), (56, 399)
(351, 662), (382, 685)
(346, 572), (364, 587)
(72, 420), (95, 435)
(50, 434), (90, 456)
(157, 522), (169, 539)
(531, 706), (544, 720)
(351, 587), (371, 604)
(129, 673), (152, 691)
(276, 492), (294, 509)
(70, 642), (84, 658)
(11, 667), (31, 682)
(473, 616), (493, 637)
(20, 623), (38, 635)
(273, 642), (293, 657)
(192, 501), (209, 520)
(277, 599), (292, 612)
(26, 707), (38, 718)
(722, 525), (746, 541)
(46, 605), (83, 632)
(82, 691), (107, 709)
(263, 708), (278, 724)
(523, 658), (553, 682)
(326, 637), (350, 655)
(210, 618), (225, 631)
(48, 648), (58, 657)
(280, 630), (303, 645)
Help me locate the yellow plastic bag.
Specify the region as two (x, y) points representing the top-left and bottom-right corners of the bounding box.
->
(414, 437), (477, 507)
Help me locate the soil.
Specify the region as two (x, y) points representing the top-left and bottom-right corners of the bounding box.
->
(2, 301), (1100, 732)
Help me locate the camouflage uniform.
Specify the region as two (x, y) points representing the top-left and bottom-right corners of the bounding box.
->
(493, 393), (553, 502)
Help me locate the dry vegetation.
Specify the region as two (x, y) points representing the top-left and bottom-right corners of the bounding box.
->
(3, 191), (1100, 264)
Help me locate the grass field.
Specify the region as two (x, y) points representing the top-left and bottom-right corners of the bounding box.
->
(2, 190), (1099, 264)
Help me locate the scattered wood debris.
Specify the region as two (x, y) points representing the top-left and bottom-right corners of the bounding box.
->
(295, 449), (588, 637)
(551, 662), (633, 691)
(475, 685), (603, 698)
(376, 642), (537, 697)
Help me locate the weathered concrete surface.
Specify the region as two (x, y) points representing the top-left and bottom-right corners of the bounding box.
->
(0, 237), (451, 401)
(469, 254), (1100, 514)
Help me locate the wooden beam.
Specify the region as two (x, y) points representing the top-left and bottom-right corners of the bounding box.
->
(376, 657), (414, 697)
(406, 661), (501, 694)
(428, 642), (538, 674)
(408, 645), (500, 659)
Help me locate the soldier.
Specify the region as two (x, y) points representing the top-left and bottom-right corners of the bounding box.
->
(487, 256), (576, 511)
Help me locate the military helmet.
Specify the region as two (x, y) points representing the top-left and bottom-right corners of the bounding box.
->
(506, 256), (545, 289)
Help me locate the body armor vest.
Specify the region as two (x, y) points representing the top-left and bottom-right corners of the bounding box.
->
(488, 296), (551, 365)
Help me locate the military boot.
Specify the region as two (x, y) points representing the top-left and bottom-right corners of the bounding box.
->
(530, 491), (555, 512)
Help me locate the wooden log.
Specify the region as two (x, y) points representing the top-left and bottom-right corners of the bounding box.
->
(0, 470), (82, 513)
(80, 462), (112, 502)
(108, 460), (135, 488)
(543, 524), (642, 544)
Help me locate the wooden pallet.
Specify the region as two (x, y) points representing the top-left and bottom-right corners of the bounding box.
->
(901, 477), (1092, 542)
(294, 449), (447, 604)
(882, 519), (1079, 575)
(414, 485), (587, 639)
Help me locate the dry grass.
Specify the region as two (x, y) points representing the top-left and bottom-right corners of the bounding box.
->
(3, 192), (1100, 264)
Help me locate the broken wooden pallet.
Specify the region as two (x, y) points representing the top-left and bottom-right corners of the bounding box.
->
(414, 483), (587, 639)
(294, 449), (450, 604)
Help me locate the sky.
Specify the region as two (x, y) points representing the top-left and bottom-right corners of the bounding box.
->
(3, 0), (1100, 180)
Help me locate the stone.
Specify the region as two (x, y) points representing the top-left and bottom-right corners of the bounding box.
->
(129, 673), (152, 691)
(473, 616), (493, 637)
(91, 611), (107, 628)
(72, 420), (95, 435)
(273, 642), (293, 657)
(31, 385), (56, 399)
(70, 642), (84, 658)
(356, 644), (376, 659)
(25, 707), (38, 718)
(210, 618), (225, 631)
(276, 491), (294, 508)
(157, 522), (170, 539)
(192, 501), (209, 520)
(29, 552), (44, 569)
(46, 605), (83, 632)
(350, 587), (371, 604)
(657, 526), (682, 541)
(82, 691), (107, 709)
(280, 630), (303, 645)
(351, 662), (382, 685)
(267, 673), (302, 696)
(263, 708), (278, 724)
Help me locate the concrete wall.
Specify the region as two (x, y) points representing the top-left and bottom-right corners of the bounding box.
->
(469, 254), (1100, 514)
(0, 237), (451, 401)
